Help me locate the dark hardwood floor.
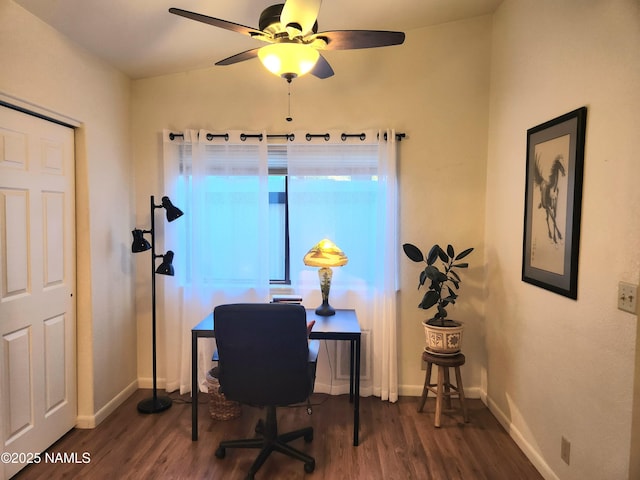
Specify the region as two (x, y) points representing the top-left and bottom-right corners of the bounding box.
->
(14, 389), (542, 479)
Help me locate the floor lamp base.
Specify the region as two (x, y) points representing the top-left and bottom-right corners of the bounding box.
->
(137, 395), (172, 414)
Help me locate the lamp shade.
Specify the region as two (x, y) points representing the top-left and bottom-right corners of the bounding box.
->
(161, 196), (184, 222)
(155, 250), (175, 276)
(303, 239), (348, 267)
(131, 229), (151, 253)
(258, 43), (320, 79)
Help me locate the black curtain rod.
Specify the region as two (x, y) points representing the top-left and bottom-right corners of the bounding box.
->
(169, 131), (407, 142)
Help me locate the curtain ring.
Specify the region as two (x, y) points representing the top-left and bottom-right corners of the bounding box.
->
(205, 133), (230, 141)
(240, 133), (264, 141)
(341, 133), (367, 141)
(305, 133), (330, 141)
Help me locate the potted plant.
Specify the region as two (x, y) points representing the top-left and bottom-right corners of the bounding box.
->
(402, 243), (474, 355)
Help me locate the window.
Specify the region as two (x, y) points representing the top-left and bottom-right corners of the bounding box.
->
(266, 145), (380, 286)
(268, 173), (289, 283)
(164, 129), (397, 295)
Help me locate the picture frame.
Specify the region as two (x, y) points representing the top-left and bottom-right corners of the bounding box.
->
(522, 107), (587, 299)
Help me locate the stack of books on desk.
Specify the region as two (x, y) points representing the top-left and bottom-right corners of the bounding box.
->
(271, 294), (303, 304)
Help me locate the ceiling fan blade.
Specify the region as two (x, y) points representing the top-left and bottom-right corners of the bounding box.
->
(215, 48), (261, 66)
(281, 0), (322, 36)
(313, 30), (405, 50)
(310, 54), (334, 79)
(169, 8), (265, 38)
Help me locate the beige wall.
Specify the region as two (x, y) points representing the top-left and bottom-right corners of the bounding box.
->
(130, 16), (492, 396)
(0, 0), (137, 425)
(486, 0), (640, 478)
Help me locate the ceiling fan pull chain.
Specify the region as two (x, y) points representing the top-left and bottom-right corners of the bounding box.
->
(286, 81), (293, 122)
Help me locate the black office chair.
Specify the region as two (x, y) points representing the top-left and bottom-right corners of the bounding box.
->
(213, 303), (318, 479)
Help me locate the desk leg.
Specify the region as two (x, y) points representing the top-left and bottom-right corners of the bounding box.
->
(349, 339), (355, 402)
(191, 331), (198, 441)
(353, 336), (361, 446)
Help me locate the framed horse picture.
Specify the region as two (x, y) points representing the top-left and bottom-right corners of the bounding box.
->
(522, 107), (587, 299)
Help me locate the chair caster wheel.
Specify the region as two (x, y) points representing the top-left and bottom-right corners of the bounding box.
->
(304, 460), (316, 473)
(215, 446), (225, 459)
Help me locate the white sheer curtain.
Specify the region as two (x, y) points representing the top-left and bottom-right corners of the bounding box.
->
(161, 129), (270, 394)
(287, 129), (399, 401)
(159, 128), (398, 401)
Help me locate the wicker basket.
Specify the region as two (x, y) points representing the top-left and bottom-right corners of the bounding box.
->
(206, 368), (241, 420)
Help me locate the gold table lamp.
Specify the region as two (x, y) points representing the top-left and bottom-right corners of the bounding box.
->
(303, 239), (348, 316)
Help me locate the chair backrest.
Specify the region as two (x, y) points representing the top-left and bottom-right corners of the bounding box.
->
(213, 303), (312, 406)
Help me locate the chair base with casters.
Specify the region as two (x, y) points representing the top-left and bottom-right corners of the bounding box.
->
(215, 405), (315, 479)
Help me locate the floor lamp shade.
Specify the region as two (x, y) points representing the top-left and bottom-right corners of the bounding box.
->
(155, 250), (175, 276)
(303, 239), (348, 316)
(161, 196), (184, 222)
(131, 229), (151, 253)
(132, 195), (183, 414)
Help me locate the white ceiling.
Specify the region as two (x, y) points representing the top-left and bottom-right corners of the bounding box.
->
(15, 0), (502, 79)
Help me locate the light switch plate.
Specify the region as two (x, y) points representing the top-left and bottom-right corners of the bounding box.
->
(618, 282), (637, 314)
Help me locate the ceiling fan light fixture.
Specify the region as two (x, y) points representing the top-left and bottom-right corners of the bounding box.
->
(169, 6), (406, 81)
(258, 42), (319, 80)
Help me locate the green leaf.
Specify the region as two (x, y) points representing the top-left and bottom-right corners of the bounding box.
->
(452, 263), (469, 269)
(424, 265), (440, 280)
(403, 243), (424, 262)
(455, 247), (474, 261)
(426, 245), (440, 265)
(449, 270), (461, 282)
(447, 244), (455, 258)
(419, 270), (427, 287)
(437, 246), (448, 263)
(419, 290), (439, 310)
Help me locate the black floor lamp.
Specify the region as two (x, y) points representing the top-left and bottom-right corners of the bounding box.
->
(131, 195), (184, 414)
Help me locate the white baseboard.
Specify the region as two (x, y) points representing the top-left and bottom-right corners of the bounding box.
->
(313, 381), (352, 396)
(485, 394), (558, 480)
(136, 376), (160, 389)
(314, 382), (484, 399)
(75, 379), (138, 429)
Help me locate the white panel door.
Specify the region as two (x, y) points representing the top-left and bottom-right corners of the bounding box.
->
(0, 105), (76, 479)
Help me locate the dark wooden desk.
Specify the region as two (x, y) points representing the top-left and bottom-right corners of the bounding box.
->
(191, 308), (362, 446)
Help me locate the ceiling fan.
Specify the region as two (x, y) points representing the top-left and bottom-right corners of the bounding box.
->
(169, 0), (405, 82)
